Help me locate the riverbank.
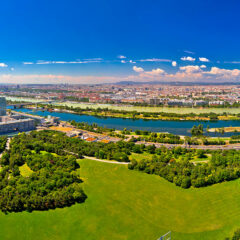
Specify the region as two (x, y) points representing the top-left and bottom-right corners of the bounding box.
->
(25, 103), (240, 122)
(8, 108), (240, 150)
(209, 126), (240, 133)
(4, 95), (240, 115)
(12, 107), (240, 137)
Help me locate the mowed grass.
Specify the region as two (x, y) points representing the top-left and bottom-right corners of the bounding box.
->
(5, 96), (240, 114)
(56, 101), (240, 114)
(130, 152), (154, 161)
(1, 159), (240, 239)
(19, 163), (33, 177)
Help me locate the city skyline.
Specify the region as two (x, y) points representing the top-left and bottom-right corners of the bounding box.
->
(1, 0), (240, 84)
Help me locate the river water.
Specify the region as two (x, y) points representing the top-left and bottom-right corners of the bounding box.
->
(12, 108), (240, 136)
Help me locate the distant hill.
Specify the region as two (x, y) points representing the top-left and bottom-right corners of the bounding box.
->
(115, 81), (240, 86)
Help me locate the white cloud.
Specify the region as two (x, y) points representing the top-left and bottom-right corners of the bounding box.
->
(36, 61), (52, 64)
(180, 56), (196, 61)
(36, 60), (102, 64)
(133, 66), (165, 76)
(133, 66), (144, 72)
(23, 62), (34, 65)
(183, 50), (195, 54)
(205, 67), (240, 77)
(118, 55), (126, 59)
(1, 65), (240, 84)
(139, 58), (171, 62)
(144, 68), (165, 75)
(121, 60), (136, 64)
(200, 65), (207, 68)
(199, 57), (210, 62)
(0, 63), (8, 67)
(224, 61), (240, 64)
(172, 61), (177, 67)
(83, 58), (103, 61)
(10, 68), (14, 71)
(179, 65), (201, 73)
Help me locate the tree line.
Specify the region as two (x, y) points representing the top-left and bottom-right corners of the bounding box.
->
(128, 146), (240, 188)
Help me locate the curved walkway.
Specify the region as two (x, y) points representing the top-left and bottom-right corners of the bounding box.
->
(83, 156), (129, 165)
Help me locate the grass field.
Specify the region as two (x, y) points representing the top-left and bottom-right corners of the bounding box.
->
(130, 152), (154, 161)
(55, 101), (240, 114)
(5, 96), (240, 114)
(19, 163), (33, 177)
(1, 159), (240, 239)
(209, 126), (240, 133)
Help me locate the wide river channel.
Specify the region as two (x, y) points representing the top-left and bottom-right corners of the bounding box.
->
(13, 108), (240, 137)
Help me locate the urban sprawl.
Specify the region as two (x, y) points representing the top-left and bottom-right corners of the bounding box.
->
(2, 83), (240, 107)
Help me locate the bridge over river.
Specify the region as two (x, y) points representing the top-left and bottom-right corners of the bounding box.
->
(8, 100), (53, 109)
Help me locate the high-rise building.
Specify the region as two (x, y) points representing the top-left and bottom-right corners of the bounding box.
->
(0, 97), (6, 116)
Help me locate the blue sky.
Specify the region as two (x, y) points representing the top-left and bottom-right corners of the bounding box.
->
(1, 0), (240, 84)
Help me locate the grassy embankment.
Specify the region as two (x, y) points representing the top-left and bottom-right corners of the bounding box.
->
(5, 95), (240, 119)
(54, 102), (240, 121)
(1, 158), (240, 239)
(56, 102), (240, 114)
(209, 127), (240, 133)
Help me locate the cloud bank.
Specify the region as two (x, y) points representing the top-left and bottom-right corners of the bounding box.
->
(1, 65), (240, 84)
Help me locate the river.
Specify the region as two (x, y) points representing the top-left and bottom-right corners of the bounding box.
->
(12, 108), (240, 136)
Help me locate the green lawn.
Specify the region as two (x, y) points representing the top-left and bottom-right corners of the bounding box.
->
(19, 163), (33, 177)
(0, 159), (240, 239)
(130, 152), (153, 161)
(5, 95), (240, 114)
(189, 153), (212, 163)
(56, 101), (240, 114)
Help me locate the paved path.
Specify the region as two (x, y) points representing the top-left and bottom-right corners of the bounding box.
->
(192, 160), (209, 165)
(6, 138), (10, 150)
(0, 137), (11, 159)
(64, 150), (129, 165)
(83, 156), (129, 165)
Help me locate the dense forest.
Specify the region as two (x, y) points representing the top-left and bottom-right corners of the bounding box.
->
(0, 136), (7, 152)
(0, 131), (87, 213)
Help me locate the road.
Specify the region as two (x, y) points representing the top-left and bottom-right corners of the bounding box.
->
(137, 141), (240, 150)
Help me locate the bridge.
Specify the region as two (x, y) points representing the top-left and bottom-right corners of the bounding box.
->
(8, 100), (53, 109)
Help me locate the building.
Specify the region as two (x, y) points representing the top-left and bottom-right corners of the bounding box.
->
(167, 99), (193, 107)
(0, 97), (36, 133)
(0, 116), (35, 133)
(149, 98), (163, 105)
(0, 97), (6, 116)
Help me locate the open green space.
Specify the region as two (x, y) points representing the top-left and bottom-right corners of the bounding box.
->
(130, 152), (154, 161)
(56, 101), (240, 114)
(19, 163), (33, 177)
(190, 153), (212, 162)
(0, 159), (240, 239)
(4, 96), (240, 114)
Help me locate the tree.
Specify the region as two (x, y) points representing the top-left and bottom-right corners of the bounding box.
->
(232, 229), (240, 240)
(191, 124), (204, 137)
